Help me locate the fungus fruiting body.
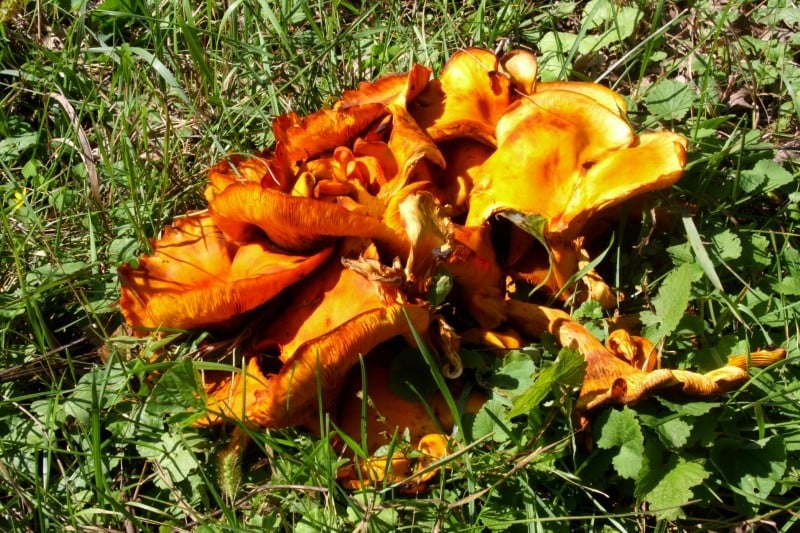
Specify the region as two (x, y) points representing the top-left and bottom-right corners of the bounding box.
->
(118, 47), (785, 492)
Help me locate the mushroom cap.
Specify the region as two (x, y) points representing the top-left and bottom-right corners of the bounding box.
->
(466, 90), (687, 235)
(118, 214), (332, 332)
(199, 301), (432, 429)
(209, 182), (409, 258)
(336, 63), (432, 108)
(197, 258), (432, 428)
(410, 48), (513, 146)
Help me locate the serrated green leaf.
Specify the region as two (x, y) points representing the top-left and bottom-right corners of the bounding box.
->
(61, 364), (129, 425)
(642, 457), (709, 520)
(109, 236), (140, 264)
(776, 276), (800, 296)
(572, 299), (603, 321)
(784, 245), (800, 265)
(640, 262), (701, 341)
(469, 399), (512, 443)
(553, 348), (587, 388)
(581, 0), (617, 28)
(666, 242), (693, 264)
(711, 229), (742, 261)
(644, 80), (695, 121)
(655, 397), (721, 416)
(596, 407), (644, 479)
(711, 436), (787, 514)
(539, 30), (589, 56)
(510, 348), (585, 417)
(748, 233), (772, 266)
(573, 300), (607, 342)
(486, 349), (537, 399)
(146, 358), (206, 419)
(0, 132), (38, 160)
(581, 0), (642, 44)
(654, 417), (692, 448)
(740, 159), (794, 194)
(21, 159), (38, 178)
(137, 430), (206, 492)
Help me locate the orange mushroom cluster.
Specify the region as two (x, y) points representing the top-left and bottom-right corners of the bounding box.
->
(118, 48), (784, 491)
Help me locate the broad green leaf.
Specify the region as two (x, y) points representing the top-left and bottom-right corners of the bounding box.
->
(538, 31), (591, 56)
(146, 358), (206, 420)
(711, 436), (787, 514)
(61, 364), (129, 425)
(552, 348), (588, 389)
(0, 132), (38, 160)
(572, 299), (603, 321)
(666, 241), (694, 265)
(711, 229), (742, 261)
(21, 159), (38, 178)
(656, 418), (692, 448)
(640, 262), (702, 341)
(573, 299), (607, 341)
(656, 397), (722, 417)
(581, 0), (618, 29)
(596, 407), (644, 479)
(136, 430), (207, 492)
(739, 159), (794, 194)
(784, 245), (800, 265)
(776, 276), (800, 296)
(644, 80), (695, 121)
(108, 236), (140, 264)
(750, 233), (774, 266)
(581, 0), (642, 44)
(469, 399), (513, 443)
(754, 4), (800, 27)
(509, 348), (586, 417)
(486, 349), (537, 399)
(641, 457), (710, 520)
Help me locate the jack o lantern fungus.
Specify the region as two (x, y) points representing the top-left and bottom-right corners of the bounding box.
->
(506, 299), (786, 428)
(198, 258), (433, 429)
(208, 182), (410, 258)
(335, 346), (485, 492)
(118, 213), (332, 332)
(466, 87), (688, 306)
(411, 48), (513, 146)
(116, 46), (787, 495)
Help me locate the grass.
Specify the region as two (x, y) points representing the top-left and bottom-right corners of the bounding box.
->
(1, 0), (799, 530)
